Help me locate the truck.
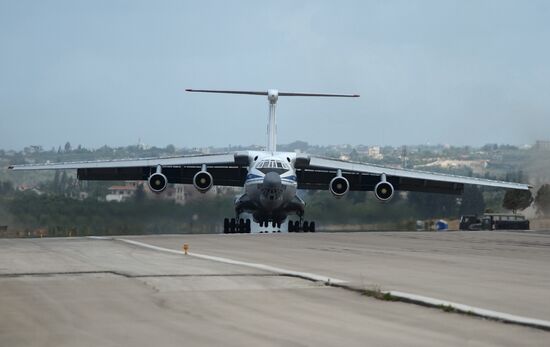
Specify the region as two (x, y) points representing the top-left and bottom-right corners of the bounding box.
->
(459, 213), (529, 231)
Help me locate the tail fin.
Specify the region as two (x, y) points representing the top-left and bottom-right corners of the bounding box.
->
(186, 89), (360, 152)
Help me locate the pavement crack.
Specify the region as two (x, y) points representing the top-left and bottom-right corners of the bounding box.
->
(0, 271), (292, 279)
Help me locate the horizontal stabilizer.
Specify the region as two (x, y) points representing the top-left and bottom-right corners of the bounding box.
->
(279, 92), (359, 97)
(185, 89), (267, 95)
(185, 89), (359, 98)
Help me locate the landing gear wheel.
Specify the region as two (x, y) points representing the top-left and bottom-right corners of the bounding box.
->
(223, 218), (229, 234)
(238, 219), (245, 233)
(309, 221), (315, 233)
(245, 219), (251, 233)
(303, 221), (309, 233)
(230, 218), (236, 233)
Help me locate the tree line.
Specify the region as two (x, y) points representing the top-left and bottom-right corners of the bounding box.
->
(2, 174), (550, 236)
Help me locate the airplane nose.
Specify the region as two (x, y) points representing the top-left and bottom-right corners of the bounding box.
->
(261, 172), (283, 201)
(263, 171), (281, 188)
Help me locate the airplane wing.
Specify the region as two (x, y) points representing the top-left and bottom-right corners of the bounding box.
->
(294, 156), (531, 194)
(8, 152), (250, 187)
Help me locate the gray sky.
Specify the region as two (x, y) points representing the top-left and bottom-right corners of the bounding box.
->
(1, 0), (549, 150)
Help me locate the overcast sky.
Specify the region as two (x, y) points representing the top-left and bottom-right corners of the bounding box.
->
(1, 0), (549, 150)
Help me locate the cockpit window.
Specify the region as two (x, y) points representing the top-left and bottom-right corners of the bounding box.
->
(256, 159), (290, 173)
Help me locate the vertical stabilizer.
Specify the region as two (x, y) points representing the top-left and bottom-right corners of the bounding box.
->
(267, 89), (279, 152)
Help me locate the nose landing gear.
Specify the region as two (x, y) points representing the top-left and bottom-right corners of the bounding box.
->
(223, 217), (251, 234)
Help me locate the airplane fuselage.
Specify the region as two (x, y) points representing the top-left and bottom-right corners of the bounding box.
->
(235, 151), (304, 225)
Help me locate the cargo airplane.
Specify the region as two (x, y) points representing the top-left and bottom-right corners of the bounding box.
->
(9, 89), (531, 233)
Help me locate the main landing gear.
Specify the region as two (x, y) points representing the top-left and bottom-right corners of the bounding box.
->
(223, 218), (251, 234)
(287, 220), (315, 233)
(222, 218), (316, 234)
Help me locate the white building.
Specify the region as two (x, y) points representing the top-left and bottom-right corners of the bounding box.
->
(105, 182), (186, 204)
(367, 146), (383, 160)
(106, 184), (137, 202)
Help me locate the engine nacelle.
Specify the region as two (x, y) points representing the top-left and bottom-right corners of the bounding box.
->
(374, 181), (394, 201)
(193, 170), (213, 193)
(148, 172), (168, 193)
(329, 176), (350, 198)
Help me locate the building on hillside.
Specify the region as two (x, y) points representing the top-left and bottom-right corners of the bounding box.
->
(105, 182), (186, 204)
(339, 154), (350, 161)
(534, 140), (550, 151)
(106, 184), (137, 202)
(367, 146), (383, 160)
(16, 184), (44, 195)
(415, 159), (488, 175)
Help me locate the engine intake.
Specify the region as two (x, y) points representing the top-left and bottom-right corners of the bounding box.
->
(374, 181), (394, 201)
(148, 173), (168, 193)
(329, 176), (350, 198)
(193, 170), (213, 193)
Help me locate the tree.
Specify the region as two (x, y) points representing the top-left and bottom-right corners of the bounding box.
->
(53, 171), (61, 193)
(166, 144), (176, 154)
(59, 171), (68, 194)
(535, 184), (550, 217)
(64, 141), (72, 152)
(505, 170), (526, 184)
(502, 189), (533, 214)
(134, 184), (146, 203)
(459, 185), (485, 216)
(0, 181), (13, 194)
(408, 192), (458, 219)
(347, 191), (367, 204)
(349, 149), (360, 161)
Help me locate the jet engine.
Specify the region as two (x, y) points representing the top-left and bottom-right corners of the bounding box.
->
(374, 175), (394, 201)
(329, 171), (350, 198)
(193, 169), (213, 193)
(148, 172), (168, 193)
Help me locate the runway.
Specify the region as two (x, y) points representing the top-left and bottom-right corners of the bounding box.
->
(1, 231), (549, 346)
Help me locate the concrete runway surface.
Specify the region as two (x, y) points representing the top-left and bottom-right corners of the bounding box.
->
(1, 231), (549, 346)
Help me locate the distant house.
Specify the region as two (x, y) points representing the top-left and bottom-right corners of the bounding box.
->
(415, 159), (488, 175)
(367, 146), (383, 160)
(16, 184), (44, 195)
(105, 182), (186, 204)
(534, 140), (550, 151)
(106, 184), (137, 202)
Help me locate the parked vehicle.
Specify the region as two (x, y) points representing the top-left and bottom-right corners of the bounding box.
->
(459, 213), (529, 231)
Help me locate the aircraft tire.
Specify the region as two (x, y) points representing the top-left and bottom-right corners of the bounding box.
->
(223, 218), (229, 234)
(239, 219), (245, 233)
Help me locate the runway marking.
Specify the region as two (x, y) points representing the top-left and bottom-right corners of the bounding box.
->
(117, 238), (347, 284)
(386, 290), (550, 331)
(107, 237), (550, 331)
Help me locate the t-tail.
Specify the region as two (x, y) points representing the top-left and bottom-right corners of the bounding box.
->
(185, 88), (360, 152)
